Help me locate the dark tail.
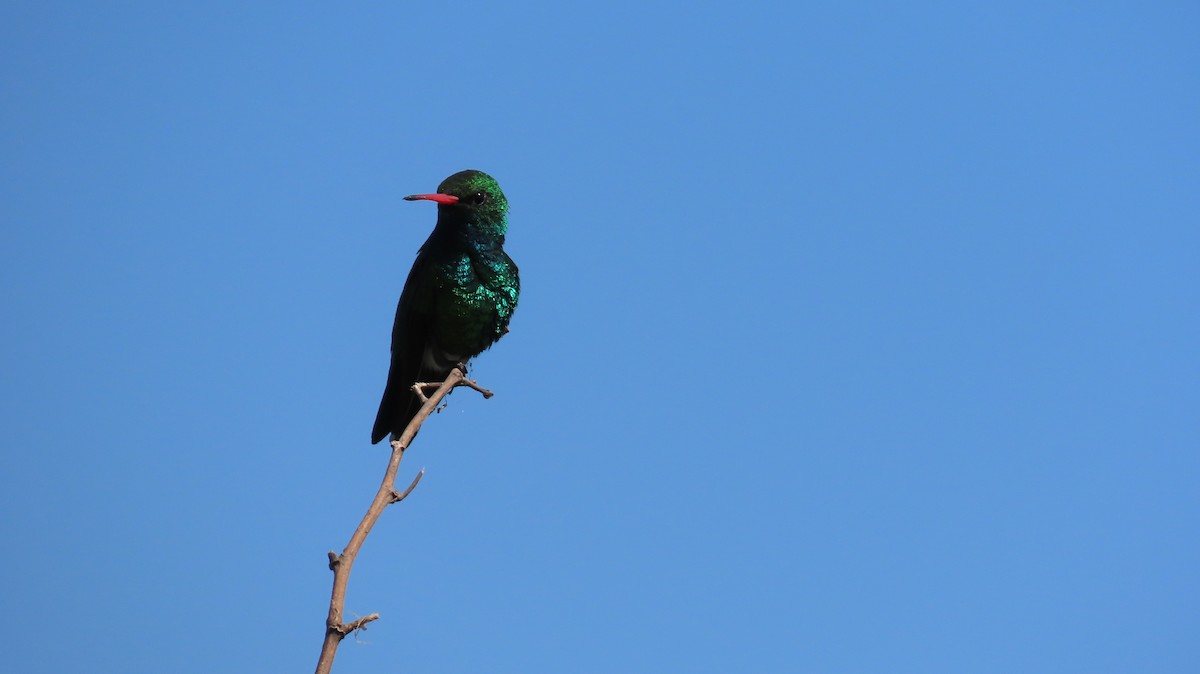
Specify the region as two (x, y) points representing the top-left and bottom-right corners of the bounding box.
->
(371, 346), (462, 444)
(371, 370), (420, 444)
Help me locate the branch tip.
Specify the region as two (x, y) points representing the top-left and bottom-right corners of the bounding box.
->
(460, 377), (494, 398)
(331, 613), (380, 637)
(390, 468), (425, 503)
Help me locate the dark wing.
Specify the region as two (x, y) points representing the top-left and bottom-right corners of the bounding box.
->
(371, 245), (436, 444)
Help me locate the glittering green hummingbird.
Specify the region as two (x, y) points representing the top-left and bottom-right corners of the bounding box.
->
(371, 170), (520, 444)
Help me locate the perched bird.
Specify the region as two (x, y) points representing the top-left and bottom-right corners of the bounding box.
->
(371, 170), (520, 444)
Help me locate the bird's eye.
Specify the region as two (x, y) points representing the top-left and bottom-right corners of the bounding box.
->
(472, 191), (488, 205)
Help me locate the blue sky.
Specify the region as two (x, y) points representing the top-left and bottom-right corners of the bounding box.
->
(2, 2), (1197, 672)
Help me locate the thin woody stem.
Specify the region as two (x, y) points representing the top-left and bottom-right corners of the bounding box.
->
(314, 368), (490, 674)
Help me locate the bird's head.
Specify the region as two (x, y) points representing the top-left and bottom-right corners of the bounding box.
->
(404, 170), (509, 229)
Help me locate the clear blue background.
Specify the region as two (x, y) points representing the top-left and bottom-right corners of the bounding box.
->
(2, 2), (1197, 672)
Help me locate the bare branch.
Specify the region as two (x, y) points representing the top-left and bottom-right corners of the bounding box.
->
(458, 376), (494, 399)
(315, 368), (482, 674)
(411, 375), (495, 403)
(338, 613), (380, 635)
(389, 468), (425, 503)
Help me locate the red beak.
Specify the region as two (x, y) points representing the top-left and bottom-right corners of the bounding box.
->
(404, 193), (459, 204)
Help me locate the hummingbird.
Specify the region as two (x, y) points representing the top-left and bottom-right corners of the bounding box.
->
(371, 170), (520, 444)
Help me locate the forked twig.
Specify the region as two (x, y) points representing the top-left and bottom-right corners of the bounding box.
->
(389, 468), (424, 503)
(314, 368), (492, 674)
(411, 376), (493, 403)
